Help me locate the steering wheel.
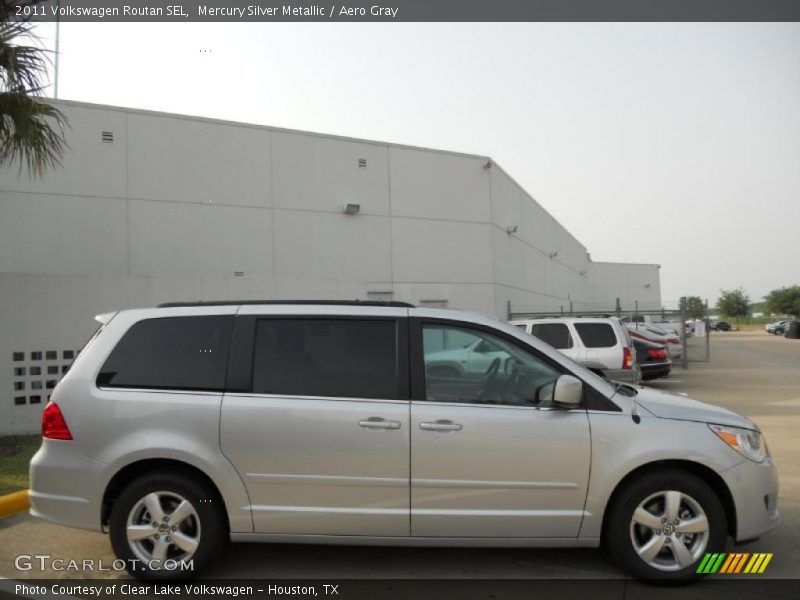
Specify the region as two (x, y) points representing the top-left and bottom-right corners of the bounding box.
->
(476, 357), (503, 403)
(482, 357), (502, 384)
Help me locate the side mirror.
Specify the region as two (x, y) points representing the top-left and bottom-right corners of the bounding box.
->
(553, 374), (583, 408)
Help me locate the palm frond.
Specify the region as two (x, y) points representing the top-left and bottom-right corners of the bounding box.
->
(0, 90), (67, 177)
(0, 2), (68, 178)
(0, 20), (49, 91)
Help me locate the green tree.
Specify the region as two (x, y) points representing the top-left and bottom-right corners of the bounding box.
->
(1, 2), (68, 177)
(716, 288), (750, 330)
(679, 295), (707, 319)
(765, 286), (800, 319)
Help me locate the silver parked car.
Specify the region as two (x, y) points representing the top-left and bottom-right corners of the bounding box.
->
(30, 301), (779, 581)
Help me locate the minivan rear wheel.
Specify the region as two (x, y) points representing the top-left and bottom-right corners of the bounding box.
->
(606, 469), (727, 581)
(109, 471), (225, 579)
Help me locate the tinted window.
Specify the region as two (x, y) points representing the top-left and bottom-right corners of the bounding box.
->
(252, 319), (397, 400)
(422, 324), (560, 407)
(574, 323), (617, 348)
(97, 316), (233, 391)
(531, 323), (573, 349)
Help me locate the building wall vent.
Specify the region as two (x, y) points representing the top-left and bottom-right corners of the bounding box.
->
(358, 158), (367, 168)
(101, 131), (114, 143)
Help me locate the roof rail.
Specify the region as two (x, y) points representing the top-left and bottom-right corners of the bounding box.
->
(157, 300), (415, 308)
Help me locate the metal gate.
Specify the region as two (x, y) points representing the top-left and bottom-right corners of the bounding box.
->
(507, 301), (713, 366)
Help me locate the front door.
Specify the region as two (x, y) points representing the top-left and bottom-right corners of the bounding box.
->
(411, 320), (591, 538)
(221, 313), (410, 536)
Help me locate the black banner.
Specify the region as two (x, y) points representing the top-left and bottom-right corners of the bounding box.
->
(1, 579), (799, 600)
(6, 0), (800, 23)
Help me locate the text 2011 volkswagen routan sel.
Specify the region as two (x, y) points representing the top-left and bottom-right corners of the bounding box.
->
(29, 301), (779, 580)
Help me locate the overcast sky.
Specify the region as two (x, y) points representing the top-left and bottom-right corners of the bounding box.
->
(35, 22), (800, 307)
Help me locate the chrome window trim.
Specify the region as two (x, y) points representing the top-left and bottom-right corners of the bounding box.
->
(224, 392), (409, 405)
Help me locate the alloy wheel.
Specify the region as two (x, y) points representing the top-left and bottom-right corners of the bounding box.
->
(629, 490), (709, 572)
(126, 491), (201, 566)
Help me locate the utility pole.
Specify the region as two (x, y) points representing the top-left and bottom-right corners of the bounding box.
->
(54, 0), (61, 98)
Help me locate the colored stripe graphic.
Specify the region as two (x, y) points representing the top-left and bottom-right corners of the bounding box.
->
(719, 553), (737, 573)
(697, 552), (773, 574)
(697, 553), (726, 573)
(758, 554), (773, 573)
(696, 553), (713, 573)
(733, 553), (750, 573)
(719, 553), (735, 573)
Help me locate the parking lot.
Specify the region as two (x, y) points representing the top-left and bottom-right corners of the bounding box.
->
(1, 331), (797, 582)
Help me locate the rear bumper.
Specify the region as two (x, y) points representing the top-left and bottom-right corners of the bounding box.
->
(602, 366), (641, 385)
(28, 439), (106, 532)
(719, 456), (780, 542)
(640, 361), (672, 380)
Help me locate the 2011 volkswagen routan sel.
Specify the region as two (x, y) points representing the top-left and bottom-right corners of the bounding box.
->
(29, 301), (779, 581)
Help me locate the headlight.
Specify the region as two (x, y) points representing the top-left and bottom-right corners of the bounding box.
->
(709, 423), (767, 463)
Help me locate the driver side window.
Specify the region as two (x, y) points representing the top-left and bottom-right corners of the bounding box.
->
(422, 323), (560, 407)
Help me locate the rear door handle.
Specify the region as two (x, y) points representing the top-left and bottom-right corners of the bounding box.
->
(419, 420), (463, 432)
(358, 418), (401, 430)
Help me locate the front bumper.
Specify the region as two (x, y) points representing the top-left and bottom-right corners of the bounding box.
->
(28, 438), (107, 532)
(719, 456), (780, 541)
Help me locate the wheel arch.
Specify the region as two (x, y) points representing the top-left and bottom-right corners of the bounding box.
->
(600, 459), (737, 542)
(101, 458), (230, 533)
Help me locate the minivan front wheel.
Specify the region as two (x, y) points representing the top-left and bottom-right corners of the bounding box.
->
(606, 469), (727, 581)
(109, 471), (225, 579)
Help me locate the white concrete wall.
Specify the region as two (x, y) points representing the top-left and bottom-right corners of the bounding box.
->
(0, 100), (661, 433)
(590, 262), (662, 311)
(489, 166), (595, 317)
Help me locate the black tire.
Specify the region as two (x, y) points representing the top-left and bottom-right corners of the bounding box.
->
(605, 469), (727, 582)
(109, 471), (227, 580)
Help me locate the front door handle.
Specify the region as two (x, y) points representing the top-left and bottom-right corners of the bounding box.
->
(358, 417), (401, 430)
(419, 420), (463, 432)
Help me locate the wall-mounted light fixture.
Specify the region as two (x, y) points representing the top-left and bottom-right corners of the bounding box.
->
(483, 160), (493, 170)
(343, 203), (361, 215)
(548, 251), (559, 259)
(644, 283), (651, 289)
(579, 270), (587, 276)
(506, 225), (519, 234)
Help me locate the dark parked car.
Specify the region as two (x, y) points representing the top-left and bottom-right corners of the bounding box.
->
(633, 337), (672, 381)
(774, 322), (790, 335)
(711, 321), (731, 332)
(766, 320), (790, 335)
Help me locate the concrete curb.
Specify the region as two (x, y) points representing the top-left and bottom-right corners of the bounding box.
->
(0, 489), (29, 519)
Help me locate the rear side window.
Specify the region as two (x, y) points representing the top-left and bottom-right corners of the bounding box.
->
(530, 323), (573, 349)
(574, 322), (617, 348)
(252, 319), (398, 400)
(97, 316), (233, 391)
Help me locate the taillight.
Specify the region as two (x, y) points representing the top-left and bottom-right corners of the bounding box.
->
(623, 347), (634, 369)
(647, 348), (668, 359)
(42, 402), (73, 440)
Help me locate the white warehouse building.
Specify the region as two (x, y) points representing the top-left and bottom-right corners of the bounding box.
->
(0, 100), (661, 433)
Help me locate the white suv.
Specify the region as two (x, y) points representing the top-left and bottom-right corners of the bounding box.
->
(510, 317), (640, 384)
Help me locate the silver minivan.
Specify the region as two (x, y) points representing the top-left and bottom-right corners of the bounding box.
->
(29, 301), (779, 581)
